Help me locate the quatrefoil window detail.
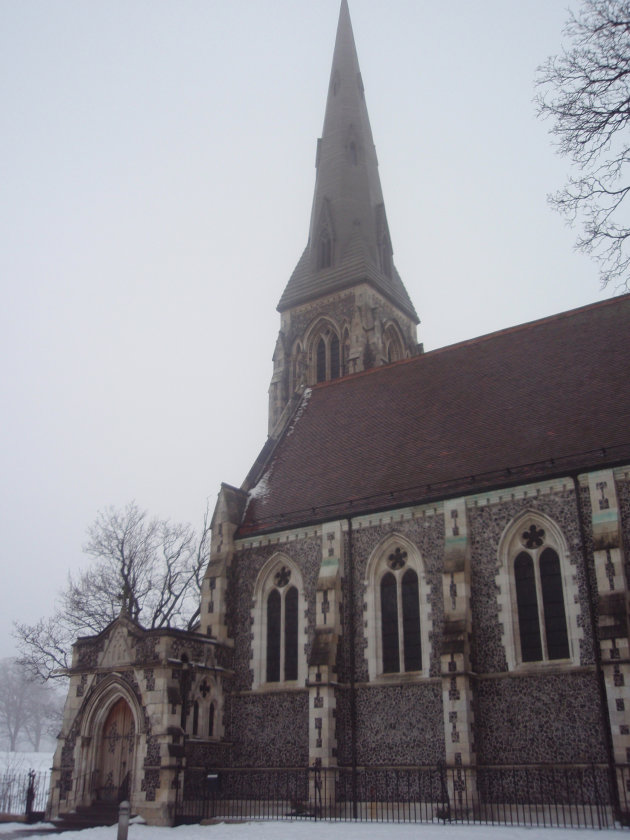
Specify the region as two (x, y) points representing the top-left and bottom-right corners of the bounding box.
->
(387, 547), (407, 570)
(274, 566), (291, 587)
(521, 525), (545, 549)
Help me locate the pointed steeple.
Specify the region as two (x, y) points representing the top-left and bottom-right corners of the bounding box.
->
(268, 1), (420, 436)
(277, 0), (418, 322)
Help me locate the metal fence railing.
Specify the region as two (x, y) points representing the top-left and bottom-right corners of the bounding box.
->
(0, 770), (51, 820)
(176, 763), (630, 828)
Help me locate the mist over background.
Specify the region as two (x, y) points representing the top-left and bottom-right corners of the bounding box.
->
(0, 0), (604, 661)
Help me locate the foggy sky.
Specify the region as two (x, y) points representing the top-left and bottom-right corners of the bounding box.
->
(0, 0), (606, 660)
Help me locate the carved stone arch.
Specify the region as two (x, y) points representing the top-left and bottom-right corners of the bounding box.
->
(80, 674), (146, 741)
(251, 552), (307, 688)
(304, 316), (341, 384)
(383, 320), (405, 363)
(364, 533), (432, 681)
(496, 508), (580, 670)
(76, 675), (145, 806)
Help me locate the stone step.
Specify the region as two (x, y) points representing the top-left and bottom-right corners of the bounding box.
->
(54, 802), (122, 830)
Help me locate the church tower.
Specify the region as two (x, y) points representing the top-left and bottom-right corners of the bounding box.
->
(268, 0), (420, 435)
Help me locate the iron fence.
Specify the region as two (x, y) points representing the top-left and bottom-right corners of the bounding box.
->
(176, 763), (630, 828)
(0, 770), (51, 820)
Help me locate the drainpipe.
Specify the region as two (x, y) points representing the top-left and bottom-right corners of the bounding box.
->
(572, 475), (619, 817)
(347, 516), (358, 818)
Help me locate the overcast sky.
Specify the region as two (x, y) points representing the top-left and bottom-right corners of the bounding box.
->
(0, 0), (607, 661)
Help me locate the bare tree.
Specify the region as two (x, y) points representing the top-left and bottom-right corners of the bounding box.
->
(0, 659), (62, 751)
(14, 502), (211, 681)
(537, 0), (630, 289)
(0, 660), (30, 751)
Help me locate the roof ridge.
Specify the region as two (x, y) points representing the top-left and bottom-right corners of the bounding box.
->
(424, 292), (626, 357)
(306, 292), (627, 392)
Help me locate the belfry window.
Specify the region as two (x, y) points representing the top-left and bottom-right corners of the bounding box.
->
(513, 526), (570, 663)
(266, 567), (299, 682)
(316, 338), (326, 383)
(379, 548), (422, 674)
(313, 327), (341, 383)
(330, 335), (340, 379)
(384, 323), (404, 363)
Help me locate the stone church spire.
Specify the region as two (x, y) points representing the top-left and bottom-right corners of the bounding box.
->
(268, 0), (420, 435)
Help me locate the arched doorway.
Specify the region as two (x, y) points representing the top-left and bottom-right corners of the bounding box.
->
(96, 698), (135, 803)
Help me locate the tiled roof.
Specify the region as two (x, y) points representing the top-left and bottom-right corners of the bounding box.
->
(240, 295), (630, 535)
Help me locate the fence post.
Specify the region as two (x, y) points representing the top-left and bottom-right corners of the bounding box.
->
(117, 800), (130, 840)
(25, 770), (36, 823)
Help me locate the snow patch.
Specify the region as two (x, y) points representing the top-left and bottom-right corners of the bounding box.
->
(2, 818), (627, 840)
(248, 471), (271, 502)
(286, 387), (312, 437)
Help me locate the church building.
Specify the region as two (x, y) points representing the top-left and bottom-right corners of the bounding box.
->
(49, 1), (630, 826)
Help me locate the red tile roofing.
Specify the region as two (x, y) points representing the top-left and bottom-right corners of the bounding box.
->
(239, 295), (630, 535)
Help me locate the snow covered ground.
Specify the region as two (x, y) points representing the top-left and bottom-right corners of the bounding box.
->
(0, 821), (628, 840)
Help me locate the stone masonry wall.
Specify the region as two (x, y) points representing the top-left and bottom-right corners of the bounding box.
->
(335, 683), (444, 766)
(226, 691), (309, 767)
(475, 671), (607, 764)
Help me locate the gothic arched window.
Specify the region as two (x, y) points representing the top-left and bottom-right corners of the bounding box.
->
(514, 541), (569, 662)
(316, 338), (326, 383)
(266, 579), (298, 682)
(266, 589), (282, 681)
(330, 334), (340, 380)
(384, 323), (404, 364)
(253, 556), (306, 688)
(498, 514), (574, 669)
(365, 537), (429, 680)
(309, 323), (341, 384)
(208, 702), (215, 738)
(380, 566), (422, 673)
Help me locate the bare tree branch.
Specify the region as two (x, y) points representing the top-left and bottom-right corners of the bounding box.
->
(14, 501), (211, 680)
(537, 0), (630, 288)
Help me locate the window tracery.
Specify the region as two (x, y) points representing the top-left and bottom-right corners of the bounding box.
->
(308, 322), (342, 384)
(252, 555), (306, 688)
(383, 323), (404, 363)
(364, 535), (429, 680)
(497, 512), (576, 669)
